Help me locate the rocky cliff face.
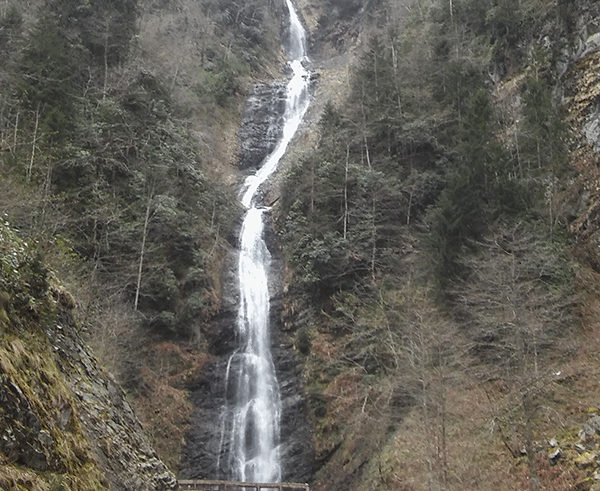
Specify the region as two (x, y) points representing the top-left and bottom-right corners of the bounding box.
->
(238, 82), (288, 171)
(179, 204), (315, 483)
(0, 222), (177, 491)
(567, 1), (600, 269)
(50, 319), (178, 491)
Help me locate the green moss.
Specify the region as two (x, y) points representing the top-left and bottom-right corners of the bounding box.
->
(0, 329), (108, 489)
(0, 222), (107, 490)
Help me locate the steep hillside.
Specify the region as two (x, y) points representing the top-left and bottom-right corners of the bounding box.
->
(6, 0), (600, 490)
(0, 0), (288, 472)
(0, 222), (177, 490)
(275, 0), (600, 490)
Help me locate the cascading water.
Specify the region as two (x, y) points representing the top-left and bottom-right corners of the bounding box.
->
(219, 0), (310, 483)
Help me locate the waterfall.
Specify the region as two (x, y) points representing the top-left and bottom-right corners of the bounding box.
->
(220, 0), (310, 483)
(241, 0), (310, 209)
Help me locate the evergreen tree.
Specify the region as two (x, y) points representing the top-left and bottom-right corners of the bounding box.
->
(18, 14), (83, 116)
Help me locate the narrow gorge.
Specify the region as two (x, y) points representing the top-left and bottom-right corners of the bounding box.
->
(179, 0), (314, 483)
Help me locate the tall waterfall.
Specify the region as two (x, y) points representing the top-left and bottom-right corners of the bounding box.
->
(220, 0), (310, 483)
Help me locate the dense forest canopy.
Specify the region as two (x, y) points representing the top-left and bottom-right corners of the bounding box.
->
(281, 0), (572, 311)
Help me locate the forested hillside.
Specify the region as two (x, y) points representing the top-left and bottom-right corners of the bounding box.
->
(277, 0), (600, 489)
(0, 0), (286, 479)
(3, 0), (600, 490)
(0, 0), (285, 344)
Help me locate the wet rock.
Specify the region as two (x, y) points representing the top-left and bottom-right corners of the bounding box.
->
(238, 82), (288, 171)
(269, 219), (315, 482)
(179, 357), (229, 480)
(276, 350), (315, 483)
(180, 192), (315, 484)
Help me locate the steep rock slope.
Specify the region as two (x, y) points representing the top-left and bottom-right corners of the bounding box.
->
(0, 222), (177, 490)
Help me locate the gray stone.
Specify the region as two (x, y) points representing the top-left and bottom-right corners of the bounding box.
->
(26, 448), (48, 471)
(584, 111), (600, 152)
(589, 415), (600, 434)
(38, 429), (54, 447)
(580, 423), (596, 441)
(581, 32), (600, 58)
(58, 407), (72, 430)
(48, 318), (178, 490)
(238, 82), (288, 171)
(549, 447), (561, 464)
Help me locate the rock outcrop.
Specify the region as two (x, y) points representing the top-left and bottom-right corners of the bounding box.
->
(50, 320), (178, 491)
(0, 222), (177, 490)
(179, 216), (315, 483)
(238, 82), (288, 171)
(542, 413), (600, 491)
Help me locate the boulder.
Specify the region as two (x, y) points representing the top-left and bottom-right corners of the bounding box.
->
(549, 447), (561, 465)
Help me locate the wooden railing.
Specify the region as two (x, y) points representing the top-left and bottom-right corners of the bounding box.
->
(178, 480), (309, 491)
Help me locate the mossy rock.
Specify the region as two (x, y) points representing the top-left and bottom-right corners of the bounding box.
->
(575, 452), (598, 469)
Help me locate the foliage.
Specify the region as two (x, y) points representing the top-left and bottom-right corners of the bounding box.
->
(0, 5), (22, 58)
(325, 0), (365, 20)
(521, 74), (568, 174)
(0, 222), (54, 331)
(455, 219), (575, 367)
(0, 0), (288, 468)
(190, 0), (283, 71)
(0, 0), (249, 346)
(279, 2), (579, 489)
(0, 0), (585, 487)
(195, 56), (250, 107)
(17, 14), (81, 117)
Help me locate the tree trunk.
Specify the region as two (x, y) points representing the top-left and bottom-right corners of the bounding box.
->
(371, 192), (376, 281)
(103, 20), (109, 101)
(343, 144), (349, 240)
(27, 105), (40, 182)
(13, 110), (19, 152)
(523, 392), (540, 491)
(134, 193), (153, 311)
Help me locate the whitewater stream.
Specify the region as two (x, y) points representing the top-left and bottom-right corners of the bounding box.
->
(219, 0), (311, 483)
